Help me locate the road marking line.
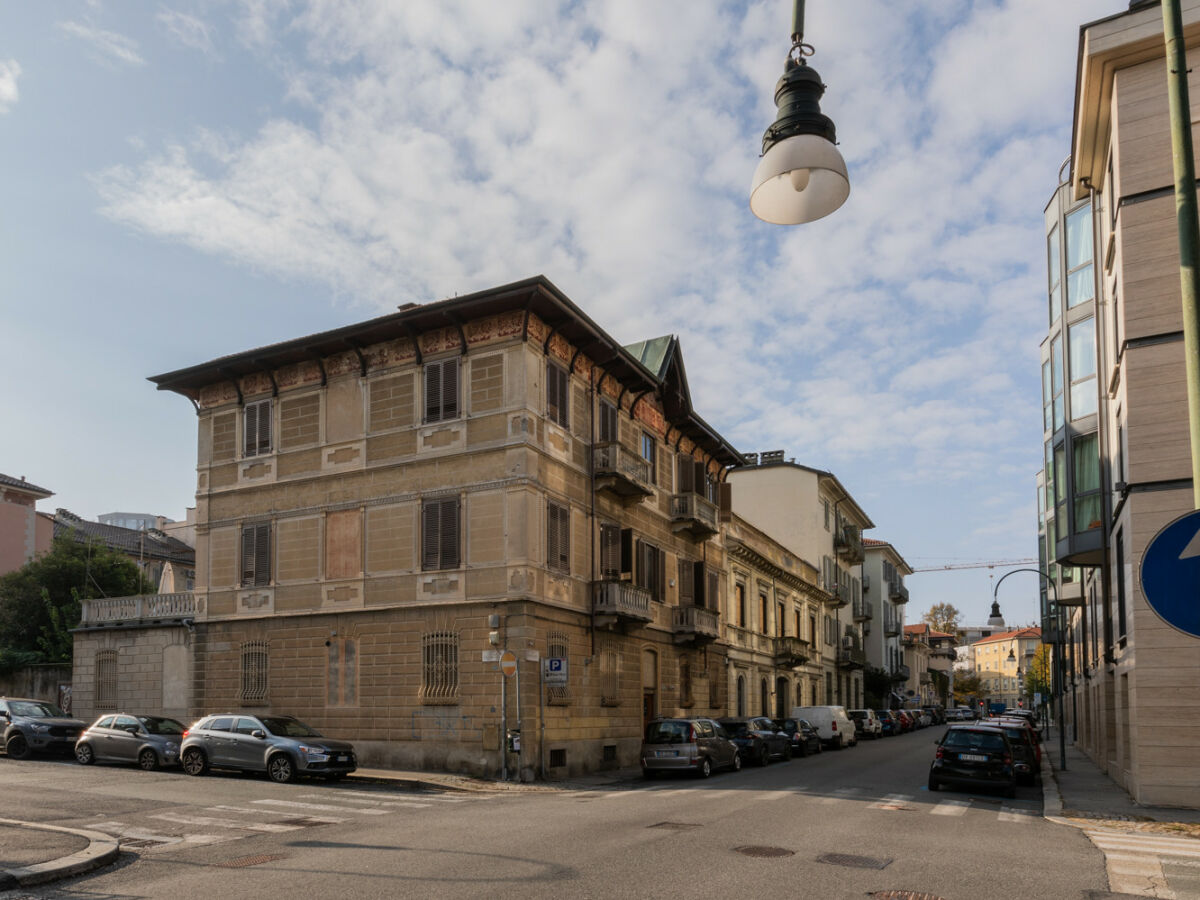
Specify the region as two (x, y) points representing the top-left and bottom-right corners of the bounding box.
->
(999, 806), (1036, 823)
(820, 788), (862, 806)
(149, 812), (301, 833)
(329, 789), (480, 803)
(208, 805), (346, 823)
(297, 794), (432, 809)
(1087, 833), (1200, 860)
(930, 800), (971, 817)
(91, 822), (183, 844)
(251, 799), (389, 815)
(758, 790), (795, 801)
(870, 793), (915, 810)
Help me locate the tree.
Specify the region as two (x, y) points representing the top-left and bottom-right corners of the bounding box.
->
(0, 536), (152, 664)
(923, 602), (962, 636)
(1024, 645), (1053, 703)
(953, 672), (981, 706)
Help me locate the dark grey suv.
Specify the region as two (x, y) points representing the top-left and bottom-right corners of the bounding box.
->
(180, 714), (357, 783)
(0, 698), (86, 759)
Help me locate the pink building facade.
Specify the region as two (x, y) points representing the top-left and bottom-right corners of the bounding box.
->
(0, 474), (53, 576)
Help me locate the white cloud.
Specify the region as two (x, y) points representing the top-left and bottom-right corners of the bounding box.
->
(58, 20), (145, 67)
(158, 8), (217, 56)
(0, 59), (20, 113)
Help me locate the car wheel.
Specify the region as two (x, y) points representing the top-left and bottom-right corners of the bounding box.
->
(698, 757), (713, 779)
(783, 744), (793, 761)
(815, 740), (823, 754)
(758, 747), (770, 767)
(732, 752), (742, 772)
(835, 736), (844, 751)
(268, 753), (297, 784)
(181, 748), (208, 776)
(75, 742), (95, 765)
(138, 748), (159, 771)
(6, 734), (30, 760)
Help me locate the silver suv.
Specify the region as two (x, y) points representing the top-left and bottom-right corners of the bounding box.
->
(0, 698), (86, 759)
(179, 714), (357, 783)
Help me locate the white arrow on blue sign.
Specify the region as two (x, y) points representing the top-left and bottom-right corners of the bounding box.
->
(1140, 509), (1200, 638)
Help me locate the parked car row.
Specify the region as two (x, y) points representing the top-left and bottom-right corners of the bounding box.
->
(0, 697), (357, 785)
(929, 712), (1044, 798)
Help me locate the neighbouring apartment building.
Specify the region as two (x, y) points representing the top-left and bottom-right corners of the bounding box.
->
(1034, 0), (1200, 805)
(0, 473), (53, 576)
(970, 627), (1041, 713)
(862, 539), (911, 703)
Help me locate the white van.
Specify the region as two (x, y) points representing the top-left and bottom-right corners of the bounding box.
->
(789, 705), (857, 750)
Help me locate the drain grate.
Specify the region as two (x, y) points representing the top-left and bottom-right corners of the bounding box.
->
(214, 853), (288, 868)
(734, 846), (794, 858)
(119, 838), (169, 849)
(648, 821), (702, 830)
(816, 852), (892, 870)
(870, 892), (946, 900)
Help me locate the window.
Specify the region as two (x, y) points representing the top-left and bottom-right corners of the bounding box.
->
(547, 501), (570, 574)
(635, 540), (665, 602)
(1115, 529), (1127, 642)
(1041, 359), (1053, 432)
(546, 362), (569, 428)
(736, 582), (746, 627)
(240, 640), (269, 703)
(424, 357), (460, 423)
(1069, 317), (1097, 419)
(795, 610), (802, 638)
(640, 432), (656, 484)
(598, 399), (617, 443)
(420, 631), (459, 704)
(1051, 335), (1064, 431)
(599, 523), (621, 580)
(548, 631), (569, 705)
(680, 660), (693, 708)
(1073, 434), (1102, 532)
(421, 497), (460, 570)
(678, 559), (695, 605)
(760, 593), (769, 634)
(240, 522), (271, 586)
(243, 399), (272, 457)
(1047, 224), (1061, 325)
(1054, 444), (1067, 526)
(327, 638), (357, 707)
(777, 601), (785, 636)
(810, 614), (817, 646)
(1065, 204), (1094, 309)
(823, 499), (830, 530)
(96, 650), (118, 711)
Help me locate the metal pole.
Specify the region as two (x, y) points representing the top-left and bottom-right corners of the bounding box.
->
(501, 660), (507, 783)
(515, 657), (523, 782)
(1164, 0), (1200, 509)
(539, 663), (546, 781)
(791, 0), (806, 42)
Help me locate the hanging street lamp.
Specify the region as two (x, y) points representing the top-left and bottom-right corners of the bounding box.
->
(750, 0), (849, 225)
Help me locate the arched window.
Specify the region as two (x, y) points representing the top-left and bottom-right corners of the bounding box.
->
(760, 678), (769, 716)
(775, 677), (789, 719)
(736, 675), (746, 717)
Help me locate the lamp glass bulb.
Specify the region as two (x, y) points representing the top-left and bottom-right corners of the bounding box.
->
(789, 168), (811, 192)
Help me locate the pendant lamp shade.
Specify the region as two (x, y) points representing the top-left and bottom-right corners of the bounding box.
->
(750, 133), (849, 225)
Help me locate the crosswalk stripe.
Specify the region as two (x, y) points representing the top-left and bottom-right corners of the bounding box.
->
(998, 806), (1036, 823)
(296, 794), (432, 809)
(870, 793), (915, 810)
(1086, 832), (1200, 859)
(327, 789), (478, 803)
(820, 788), (862, 805)
(149, 812), (302, 833)
(251, 798), (390, 815)
(207, 805), (344, 823)
(759, 790), (796, 801)
(930, 800), (970, 817)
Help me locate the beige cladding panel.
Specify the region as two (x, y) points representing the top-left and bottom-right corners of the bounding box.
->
(1126, 342), (1190, 483)
(212, 412), (236, 463)
(366, 430), (417, 462)
(326, 377), (364, 444)
(506, 489), (529, 561)
(326, 508), (362, 579)
(209, 526), (238, 588)
(365, 502), (416, 573)
(1118, 195), (1184, 340)
(279, 393), (320, 449)
(470, 354), (504, 413)
(369, 373), (415, 432)
(571, 507), (587, 577)
(197, 416), (213, 467)
(277, 448), (322, 477)
(277, 516), (321, 581)
(468, 492), (504, 565)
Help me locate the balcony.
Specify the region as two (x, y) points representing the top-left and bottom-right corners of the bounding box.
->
(884, 615), (901, 637)
(79, 592), (199, 627)
(837, 645), (867, 670)
(834, 524), (864, 563)
(932, 646), (957, 661)
(773, 636), (810, 668)
(892, 664), (911, 682)
(829, 584), (850, 608)
(671, 605), (720, 644)
(853, 598), (873, 622)
(593, 443), (653, 502)
(919, 671), (932, 685)
(889, 580), (909, 604)
(592, 581), (654, 629)
(670, 491), (719, 540)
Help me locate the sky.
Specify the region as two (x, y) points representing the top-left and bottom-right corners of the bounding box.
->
(1, 0), (1120, 629)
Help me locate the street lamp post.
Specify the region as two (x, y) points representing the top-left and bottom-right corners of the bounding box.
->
(750, 0), (849, 224)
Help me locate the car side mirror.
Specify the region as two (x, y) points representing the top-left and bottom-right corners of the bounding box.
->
(252, 729), (266, 739)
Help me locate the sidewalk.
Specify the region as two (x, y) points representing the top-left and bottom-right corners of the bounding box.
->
(0, 818), (118, 889)
(1041, 723), (1200, 899)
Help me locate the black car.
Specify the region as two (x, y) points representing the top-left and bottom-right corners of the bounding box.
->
(773, 717), (822, 757)
(928, 724), (1017, 797)
(717, 716), (792, 766)
(0, 698), (86, 759)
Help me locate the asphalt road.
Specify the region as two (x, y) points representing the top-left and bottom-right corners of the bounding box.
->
(0, 728), (1108, 900)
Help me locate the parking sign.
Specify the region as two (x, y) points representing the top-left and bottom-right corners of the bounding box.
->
(543, 657), (567, 686)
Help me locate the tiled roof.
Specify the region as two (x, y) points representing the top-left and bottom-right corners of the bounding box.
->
(973, 626), (1041, 645)
(0, 473), (52, 496)
(863, 537), (887, 547)
(53, 510), (194, 564)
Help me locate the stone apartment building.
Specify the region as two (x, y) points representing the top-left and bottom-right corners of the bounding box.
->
(861, 539), (911, 701)
(73, 276), (743, 779)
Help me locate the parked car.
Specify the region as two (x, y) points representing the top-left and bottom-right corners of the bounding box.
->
(0, 697), (86, 760)
(641, 717), (741, 778)
(913, 709), (932, 728)
(1003, 708), (1042, 740)
(75, 714), (185, 770)
(789, 705), (857, 750)
(180, 714), (357, 783)
(928, 724), (1017, 797)
(875, 710), (899, 736)
(772, 717), (822, 756)
(894, 710), (914, 732)
(989, 718), (1040, 785)
(924, 707), (946, 725)
(718, 716), (792, 766)
(848, 709), (882, 740)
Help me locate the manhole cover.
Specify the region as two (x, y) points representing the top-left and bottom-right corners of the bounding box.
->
(214, 853), (288, 868)
(734, 846), (795, 858)
(870, 892), (946, 900)
(816, 852), (892, 870)
(648, 822), (702, 830)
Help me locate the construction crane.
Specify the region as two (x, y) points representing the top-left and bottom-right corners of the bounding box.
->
(910, 559), (1038, 573)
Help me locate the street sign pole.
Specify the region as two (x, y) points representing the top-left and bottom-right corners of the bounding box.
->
(500, 659), (507, 783)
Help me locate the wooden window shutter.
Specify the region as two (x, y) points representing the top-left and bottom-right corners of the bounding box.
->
(656, 547), (666, 602)
(600, 524), (620, 579)
(425, 359), (458, 423)
(422, 500), (446, 570)
(677, 559), (694, 605)
(241, 525), (256, 585)
(635, 539), (646, 589)
(442, 359), (459, 420)
(547, 502), (569, 573)
(599, 401), (617, 442)
(676, 454), (694, 493)
(253, 523), (270, 586)
(620, 528), (633, 578)
(707, 570), (718, 611)
(546, 504), (559, 571)
(719, 481), (732, 522)
(692, 460), (705, 493)
(425, 362), (442, 422)
(441, 498), (460, 569)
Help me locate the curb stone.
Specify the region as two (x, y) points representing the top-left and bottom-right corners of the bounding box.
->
(0, 817), (119, 887)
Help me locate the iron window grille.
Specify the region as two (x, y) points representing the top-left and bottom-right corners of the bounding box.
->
(240, 640), (269, 703)
(548, 630), (569, 705)
(95, 650), (118, 711)
(421, 631), (459, 704)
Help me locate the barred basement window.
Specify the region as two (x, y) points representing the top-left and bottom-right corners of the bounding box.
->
(421, 631), (459, 704)
(547, 631), (569, 705)
(95, 650), (118, 711)
(240, 640), (269, 703)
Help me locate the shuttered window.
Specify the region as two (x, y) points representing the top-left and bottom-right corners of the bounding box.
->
(598, 400), (617, 442)
(546, 362), (569, 428)
(424, 358), (460, 423)
(677, 559), (695, 605)
(635, 540), (665, 602)
(640, 433), (656, 483)
(240, 522), (271, 586)
(243, 399), (272, 457)
(546, 501), (570, 574)
(421, 497), (460, 570)
(599, 524), (621, 580)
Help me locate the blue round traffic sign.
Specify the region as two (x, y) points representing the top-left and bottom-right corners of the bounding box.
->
(1140, 509), (1200, 638)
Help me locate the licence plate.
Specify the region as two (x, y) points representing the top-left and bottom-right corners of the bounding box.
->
(655, 750), (677, 758)
(959, 753), (988, 762)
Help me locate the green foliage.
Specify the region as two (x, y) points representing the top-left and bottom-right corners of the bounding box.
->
(0, 536), (151, 663)
(928, 669), (949, 704)
(922, 603), (962, 635)
(953, 671), (981, 704)
(863, 666), (892, 708)
(1024, 645), (1053, 700)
